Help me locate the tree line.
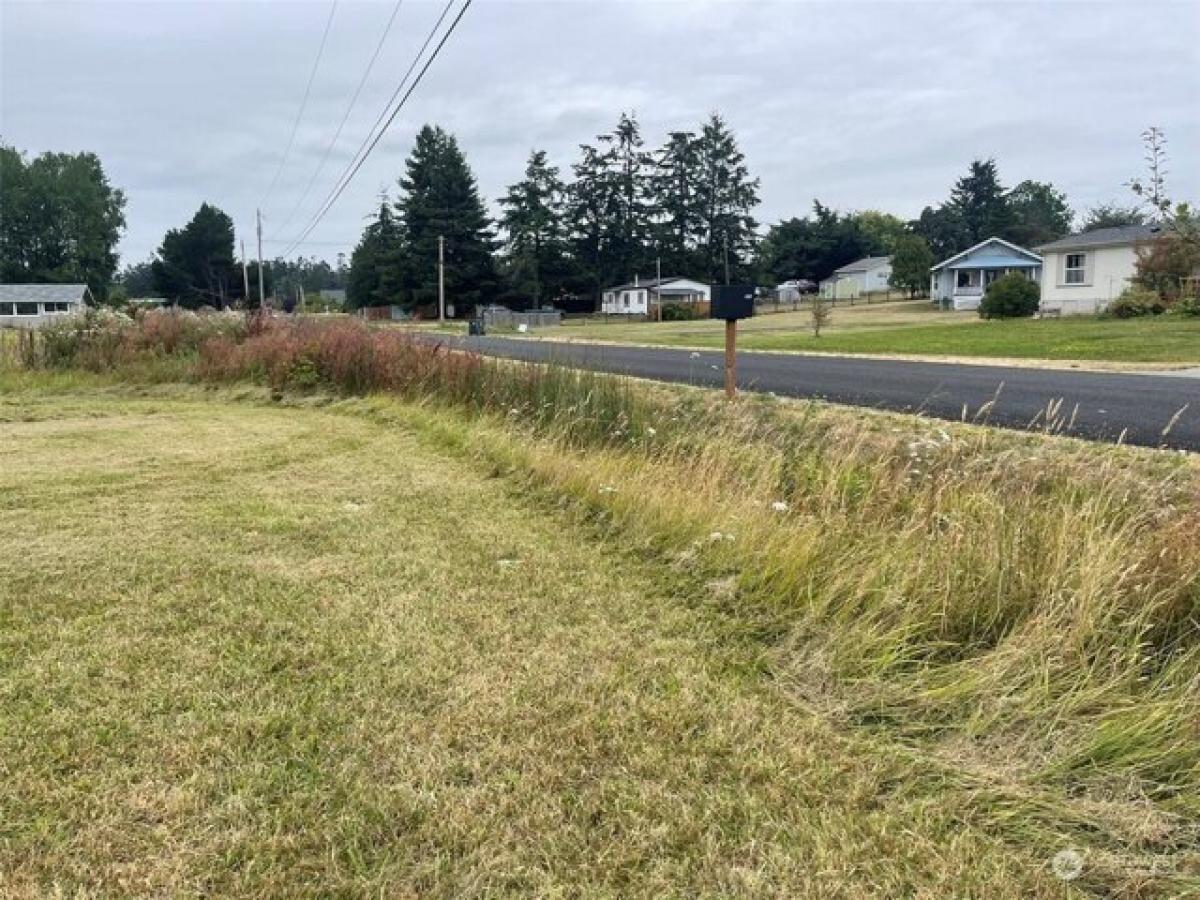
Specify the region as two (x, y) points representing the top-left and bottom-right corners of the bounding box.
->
(0, 130), (1173, 312)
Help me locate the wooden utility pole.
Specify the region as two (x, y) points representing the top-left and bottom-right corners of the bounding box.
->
(240, 239), (250, 308)
(437, 235), (445, 322)
(724, 319), (737, 399)
(256, 209), (266, 310)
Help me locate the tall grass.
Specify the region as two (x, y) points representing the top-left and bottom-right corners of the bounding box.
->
(17, 310), (1200, 863)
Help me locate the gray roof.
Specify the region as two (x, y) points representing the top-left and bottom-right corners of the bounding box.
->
(607, 276), (709, 292)
(1036, 224), (1162, 252)
(833, 256), (891, 274)
(0, 283), (92, 303)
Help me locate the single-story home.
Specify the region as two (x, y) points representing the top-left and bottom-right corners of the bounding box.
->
(1036, 224), (1162, 315)
(820, 256), (892, 300)
(601, 276), (711, 315)
(0, 283), (93, 328)
(930, 238), (1041, 311)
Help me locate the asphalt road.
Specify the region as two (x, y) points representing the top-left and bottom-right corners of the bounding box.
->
(437, 335), (1200, 451)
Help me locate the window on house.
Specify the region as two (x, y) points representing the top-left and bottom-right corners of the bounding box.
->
(1064, 253), (1087, 284)
(955, 271), (972, 289)
(622, 294), (629, 307)
(0, 303), (13, 315)
(15, 302), (38, 315)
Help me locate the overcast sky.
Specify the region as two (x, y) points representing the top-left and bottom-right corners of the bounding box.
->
(2, 0), (1197, 267)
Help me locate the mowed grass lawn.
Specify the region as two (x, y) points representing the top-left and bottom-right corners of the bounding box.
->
(538, 301), (1200, 364)
(0, 385), (1073, 896)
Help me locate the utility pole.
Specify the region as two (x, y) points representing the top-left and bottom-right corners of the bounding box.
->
(240, 239), (250, 309)
(655, 255), (662, 322)
(256, 208), (266, 311)
(298, 284), (306, 314)
(437, 235), (445, 323)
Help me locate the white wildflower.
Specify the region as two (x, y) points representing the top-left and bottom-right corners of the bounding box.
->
(599, 485), (617, 494)
(1050, 849), (1084, 881)
(771, 501), (789, 512)
(646, 427), (657, 436)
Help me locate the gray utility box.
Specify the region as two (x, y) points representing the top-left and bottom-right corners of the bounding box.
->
(711, 284), (756, 320)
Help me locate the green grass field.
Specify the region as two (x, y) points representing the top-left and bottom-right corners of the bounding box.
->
(534, 301), (1200, 364)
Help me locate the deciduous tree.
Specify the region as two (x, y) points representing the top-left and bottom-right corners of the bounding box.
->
(889, 234), (935, 296)
(0, 144), (126, 299)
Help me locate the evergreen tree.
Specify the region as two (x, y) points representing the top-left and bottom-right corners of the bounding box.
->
(599, 112), (654, 284)
(396, 124), (497, 312)
(565, 142), (614, 302)
(151, 203), (236, 308)
(499, 150), (569, 307)
(692, 114), (760, 283)
(347, 198), (403, 310)
(947, 159), (1012, 246)
(650, 130), (704, 276)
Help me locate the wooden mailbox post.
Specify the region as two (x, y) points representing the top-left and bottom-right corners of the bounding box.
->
(711, 284), (755, 399)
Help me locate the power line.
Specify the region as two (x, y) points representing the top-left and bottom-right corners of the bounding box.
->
(274, 0), (405, 238)
(258, 1), (339, 213)
(279, 0), (472, 258)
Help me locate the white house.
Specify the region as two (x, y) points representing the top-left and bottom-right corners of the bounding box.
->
(929, 238), (1041, 311)
(820, 256), (892, 300)
(0, 283), (93, 328)
(601, 276), (710, 315)
(1036, 224), (1161, 315)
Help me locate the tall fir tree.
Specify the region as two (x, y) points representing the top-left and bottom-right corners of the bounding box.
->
(565, 142), (613, 301)
(347, 197), (403, 309)
(395, 124), (497, 312)
(599, 112), (654, 285)
(947, 159), (1013, 247)
(650, 130), (702, 276)
(499, 150), (570, 307)
(692, 114), (760, 284)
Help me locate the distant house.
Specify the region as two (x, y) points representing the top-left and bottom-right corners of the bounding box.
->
(1036, 224), (1162, 315)
(820, 256), (892, 300)
(0, 283), (93, 328)
(600, 276), (711, 315)
(929, 238), (1041, 311)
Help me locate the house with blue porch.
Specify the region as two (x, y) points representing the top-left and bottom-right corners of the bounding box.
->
(929, 238), (1042, 311)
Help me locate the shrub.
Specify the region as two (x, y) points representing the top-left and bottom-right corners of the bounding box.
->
(978, 273), (1039, 319)
(659, 302), (699, 321)
(1107, 286), (1166, 319)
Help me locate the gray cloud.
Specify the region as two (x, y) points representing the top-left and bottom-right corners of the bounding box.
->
(2, 0), (1197, 266)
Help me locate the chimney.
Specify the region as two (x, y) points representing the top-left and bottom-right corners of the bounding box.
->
(634, 274), (639, 287)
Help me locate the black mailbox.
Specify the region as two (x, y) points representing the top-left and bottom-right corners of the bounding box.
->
(711, 284), (755, 320)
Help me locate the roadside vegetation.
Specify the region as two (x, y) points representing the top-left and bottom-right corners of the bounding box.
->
(4, 309), (1199, 895)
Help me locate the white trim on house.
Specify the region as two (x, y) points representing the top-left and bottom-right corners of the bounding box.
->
(928, 238), (1041, 311)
